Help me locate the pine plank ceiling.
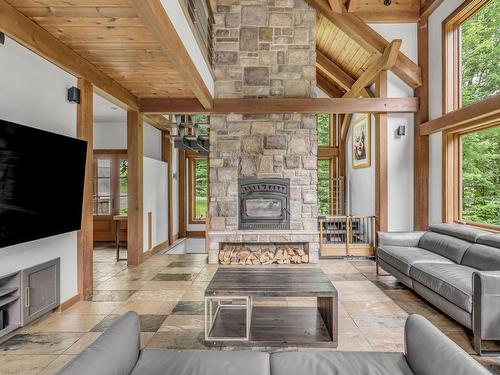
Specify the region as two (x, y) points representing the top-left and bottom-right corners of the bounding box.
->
(6, 0), (195, 98)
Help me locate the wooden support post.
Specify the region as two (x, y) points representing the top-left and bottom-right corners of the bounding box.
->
(161, 131), (174, 245)
(178, 150), (187, 238)
(127, 110), (144, 266)
(414, 18), (430, 230)
(76, 79), (93, 301)
(375, 71), (388, 233)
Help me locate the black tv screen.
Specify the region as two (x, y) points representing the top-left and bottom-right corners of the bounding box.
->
(0, 119), (87, 248)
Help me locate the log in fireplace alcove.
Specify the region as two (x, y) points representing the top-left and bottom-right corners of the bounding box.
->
(219, 242), (309, 265)
(238, 178), (290, 230)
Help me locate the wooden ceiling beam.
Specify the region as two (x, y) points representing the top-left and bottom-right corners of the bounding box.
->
(420, 0), (445, 19)
(140, 97), (419, 114)
(144, 114), (175, 131)
(317, 72), (344, 98)
(420, 94), (500, 135)
(307, 0), (422, 88)
(347, 0), (359, 13)
(340, 113), (353, 142)
(129, 0), (213, 110)
(344, 39), (402, 98)
(316, 51), (355, 91)
(328, 0), (345, 13)
(0, 0), (139, 110)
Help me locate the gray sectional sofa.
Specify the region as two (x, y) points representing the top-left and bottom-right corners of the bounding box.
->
(377, 223), (500, 355)
(57, 311), (491, 375)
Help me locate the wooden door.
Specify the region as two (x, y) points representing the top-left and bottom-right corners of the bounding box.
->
(93, 152), (127, 242)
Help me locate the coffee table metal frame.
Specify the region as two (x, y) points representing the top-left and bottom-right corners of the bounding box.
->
(204, 295), (253, 341)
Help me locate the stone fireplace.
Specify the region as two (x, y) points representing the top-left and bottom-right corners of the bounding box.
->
(207, 0), (319, 264)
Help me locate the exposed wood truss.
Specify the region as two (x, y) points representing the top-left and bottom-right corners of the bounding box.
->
(324, 0), (421, 22)
(346, 0), (359, 13)
(129, 0), (213, 109)
(308, 0), (422, 89)
(144, 115), (175, 131)
(316, 51), (354, 91)
(420, 0), (446, 19)
(140, 98), (419, 114)
(328, 0), (344, 13)
(317, 72), (343, 98)
(343, 39), (401, 98)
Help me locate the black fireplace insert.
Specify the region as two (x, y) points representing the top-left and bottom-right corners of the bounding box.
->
(238, 178), (290, 230)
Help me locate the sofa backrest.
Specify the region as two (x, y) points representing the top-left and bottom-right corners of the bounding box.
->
(461, 243), (500, 271)
(418, 231), (472, 264)
(477, 233), (500, 249)
(404, 314), (491, 375)
(428, 223), (490, 242)
(57, 311), (140, 375)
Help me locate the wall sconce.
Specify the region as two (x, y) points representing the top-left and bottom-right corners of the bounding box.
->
(0, 32), (5, 45)
(396, 125), (406, 138)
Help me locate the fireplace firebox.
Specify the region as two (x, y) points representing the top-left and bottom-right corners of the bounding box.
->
(238, 178), (290, 230)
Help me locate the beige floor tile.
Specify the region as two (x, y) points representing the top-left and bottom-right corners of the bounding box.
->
(140, 333), (155, 349)
(24, 314), (107, 333)
(64, 332), (101, 355)
(158, 315), (204, 332)
(139, 281), (193, 290)
(128, 289), (185, 302)
(342, 300), (407, 317)
(63, 301), (124, 315)
(112, 301), (172, 315)
(0, 354), (58, 375)
(38, 355), (75, 375)
(180, 290), (206, 301)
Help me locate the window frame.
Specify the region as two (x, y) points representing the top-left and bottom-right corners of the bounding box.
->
(188, 155), (208, 224)
(442, 121), (500, 231)
(442, 0), (492, 113)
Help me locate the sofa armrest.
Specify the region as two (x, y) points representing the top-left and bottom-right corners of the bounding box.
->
(404, 314), (490, 375)
(473, 271), (500, 341)
(57, 311), (141, 375)
(377, 231), (425, 248)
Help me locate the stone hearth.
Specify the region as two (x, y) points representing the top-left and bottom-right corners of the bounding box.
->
(207, 0), (318, 264)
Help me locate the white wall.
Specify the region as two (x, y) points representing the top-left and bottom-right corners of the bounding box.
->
(345, 25), (417, 230)
(0, 37), (78, 302)
(143, 124), (162, 160)
(346, 114), (376, 216)
(428, 0), (466, 224)
(172, 148), (180, 236)
(143, 157), (168, 252)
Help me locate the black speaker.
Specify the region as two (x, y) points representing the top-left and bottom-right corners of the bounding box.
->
(67, 86), (81, 104)
(0, 309), (7, 330)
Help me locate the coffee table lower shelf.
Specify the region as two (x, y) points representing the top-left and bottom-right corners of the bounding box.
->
(205, 306), (337, 348)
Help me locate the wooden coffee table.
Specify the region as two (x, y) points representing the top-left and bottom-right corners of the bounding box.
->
(204, 267), (338, 347)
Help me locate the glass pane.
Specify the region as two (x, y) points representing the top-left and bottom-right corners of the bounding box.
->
(194, 159), (208, 220)
(318, 159), (330, 180)
(119, 159), (128, 215)
(461, 126), (500, 226)
(97, 159), (111, 178)
(317, 113), (330, 146)
(98, 177), (110, 195)
(97, 197), (111, 215)
(318, 179), (331, 216)
(460, 0), (500, 107)
(246, 199), (282, 217)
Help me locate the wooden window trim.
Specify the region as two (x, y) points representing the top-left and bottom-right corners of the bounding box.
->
(188, 155), (208, 224)
(442, 121), (499, 230)
(94, 151), (127, 217)
(442, 0), (491, 114)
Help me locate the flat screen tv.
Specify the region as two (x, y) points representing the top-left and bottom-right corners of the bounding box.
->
(0, 119), (87, 248)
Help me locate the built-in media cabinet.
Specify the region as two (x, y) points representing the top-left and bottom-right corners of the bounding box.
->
(0, 258), (60, 339)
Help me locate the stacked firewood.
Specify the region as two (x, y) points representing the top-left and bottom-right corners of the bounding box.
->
(219, 245), (309, 265)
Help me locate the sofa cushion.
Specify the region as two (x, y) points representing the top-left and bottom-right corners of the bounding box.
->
(461, 243), (500, 271)
(270, 351), (413, 375)
(130, 350), (271, 375)
(418, 232), (472, 264)
(410, 264), (474, 312)
(429, 223), (490, 242)
(477, 233), (500, 249)
(57, 311), (140, 375)
(378, 246), (453, 276)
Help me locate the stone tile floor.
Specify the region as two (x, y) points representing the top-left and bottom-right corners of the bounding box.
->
(0, 247), (499, 374)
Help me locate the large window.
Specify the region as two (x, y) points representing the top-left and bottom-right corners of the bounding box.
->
(318, 159), (331, 216)
(443, 0), (499, 112)
(189, 157), (208, 222)
(460, 125), (499, 226)
(317, 113), (331, 146)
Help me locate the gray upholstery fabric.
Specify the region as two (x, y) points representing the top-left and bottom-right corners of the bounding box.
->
(270, 351), (413, 375)
(377, 231), (425, 248)
(418, 232), (472, 264)
(404, 314), (491, 375)
(378, 246), (453, 276)
(57, 311), (140, 375)
(378, 259), (414, 288)
(473, 271), (500, 340)
(428, 223), (490, 243)
(131, 349), (271, 375)
(477, 233), (500, 249)
(461, 244), (500, 271)
(410, 263), (474, 312)
(413, 282), (472, 328)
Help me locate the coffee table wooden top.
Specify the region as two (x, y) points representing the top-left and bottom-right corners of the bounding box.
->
(205, 267), (337, 297)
